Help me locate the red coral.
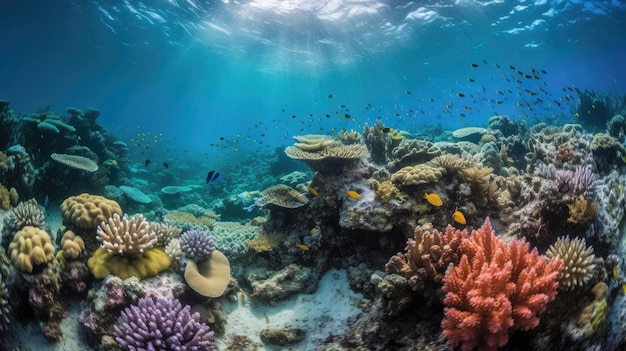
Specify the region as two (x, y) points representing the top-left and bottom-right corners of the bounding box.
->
(441, 218), (564, 351)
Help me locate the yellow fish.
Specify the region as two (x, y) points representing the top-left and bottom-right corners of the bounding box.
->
(613, 265), (619, 279)
(245, 192), (253, 198)
(391, 134), (404, 140)
(346, 190), (360, 200)
(424, 192), (443, 207)
(309, 226), (319, 234)
(249, 291), (260, 297)
(296, 243), (309, 251)
(621, 154), (626, 163)
(622, 283), (626, 295)
(452, 207), (466, 225)
(309, 187), (318, 196)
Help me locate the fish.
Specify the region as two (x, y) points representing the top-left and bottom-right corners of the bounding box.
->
(163, 162), (169, 169)
(309, 226), (319, 234)
(452, 207), (466, 225)
(380, 127), (393, 134)
(405, 90), (412, 94)
(613, 265), (619, 279)
(206, 170), (222, 184)
(391, 134), (404, 140)
(470, 63), (479, 67)
(249, 291), (260, 297)
(327, 94), (334, 99)
(296, 243), (309, 251)
(341, 114), (351, 119)
(346, 190), (360, 200)
(456, 93), (465, 97)
(43, 195), (49, 208)
(145, 159), (151, 167)
(424, 192), (443, 207)
(308, 187), (318, 196)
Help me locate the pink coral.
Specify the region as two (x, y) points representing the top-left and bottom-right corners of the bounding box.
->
(441, 218), (564, 351)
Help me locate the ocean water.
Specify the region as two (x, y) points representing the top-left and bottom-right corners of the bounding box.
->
(1, 1), (626, 350)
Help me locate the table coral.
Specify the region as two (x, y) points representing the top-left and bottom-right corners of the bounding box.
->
(60, 193), (122, 230)
(258, 184), (308, 209)
(441, 218), (564, 351)
(285, 141), (368, 173)
(8, 226), (55, 273)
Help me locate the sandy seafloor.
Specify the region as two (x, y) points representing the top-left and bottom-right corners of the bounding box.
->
(0, 207), (365, 351)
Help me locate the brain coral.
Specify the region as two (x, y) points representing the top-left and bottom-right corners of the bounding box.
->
(391, 164), (443, 186)
(8, 226), (55, 273)
(60, 193), (122, 230)
(60, 230), (85, 260)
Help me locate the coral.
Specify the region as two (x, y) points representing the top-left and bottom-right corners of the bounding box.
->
(184, 250), (231, 298)
(60, 230), (85, 260)
(546, 236), (596, 290)
(431, 154), (477, 173)
(87, 247), (171, 280)
(211, 221), (261, 258)
(391, 164), (442, 187)
(452, 126), (487, 141)
(151, 221), (183, 247)
(8, 226), (55, 273)
(119, 185), (152, 204)
(79, 276), (146, 343)
(163, 210), (219, 230)
(363, 120), (393, 164)
(441, 218), (564, 351)
(458, 166), (500, 209)
(50, 153), (99, 172)
(60, 193), (123, 230)
(388, 139), (441, 171)
(488, 115), (525, 137)
(59, 260), (90, 294)
(258, 184), (308, 209)
(567, 195), (598, 224)
(373, 180), (407, 202)
(571, 165), (596, 197)
(97, 213), (157, 256)
(385, 223), (468, 301)
(0, 185), (9, 210)
(245, 231), (283, 253)
(279, 170), (310, 185)
(247, 264), (318, 302)
(291, 134), (337, 151)
(285, 142), (368, 173)
(165, 238), (184, 271)
(114, 293), (215, 351)
(571, 282), (608, 340)
(180, 229), (216, 262)
(260, 328), (306, 346)
(2, 198), (45, 240)
(0, 273), (11, 332)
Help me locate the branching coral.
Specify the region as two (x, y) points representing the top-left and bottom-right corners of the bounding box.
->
(113, 293), (215, 351)
(441, 218), (564, 351)
(97, 213), (157, 256)
(151, 222), (183, 247)
(546, 236), (596, 290)
(180, 229), (216, 262)
(3, 198), (45, 240)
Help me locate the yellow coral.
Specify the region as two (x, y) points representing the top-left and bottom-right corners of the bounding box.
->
(60, 193), (122, 230)
(567, 195), (598, 224)
(60, 230), (85, 260)
(87, 247), (171, 280)
(391, 164), (442, 186)
(246, 231), (283, 253)
(0, 185), (9, 210)
(8, 226), (55, 273)
(373, 180), (407, 202)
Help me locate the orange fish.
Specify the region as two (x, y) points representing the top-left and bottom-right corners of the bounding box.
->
(309, 226), (319, 234)
(423, 192), (443, 207)
(346, 190), (360, 200)
(250, 291), (260, 297)
(309, 187), (318, 196)
(296, 243), (309, 251)
(452, 207), (466, 225)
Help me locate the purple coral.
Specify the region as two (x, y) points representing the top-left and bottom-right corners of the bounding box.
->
(113, 293), (214, 351)
(572, 165), (595, 197)
(180, 229), (216, 262)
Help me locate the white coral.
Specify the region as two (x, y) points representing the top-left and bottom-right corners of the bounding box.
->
(546, 236), (596, 290)
(97, 213), (157, 256)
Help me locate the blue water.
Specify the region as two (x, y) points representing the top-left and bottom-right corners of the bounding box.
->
(1, 0), (625, 156)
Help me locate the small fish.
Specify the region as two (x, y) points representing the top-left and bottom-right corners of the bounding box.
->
(424, 192), (443, 207)
(43, 195), (49, 208)
(308, 187), (318, 196)
(327, 94), (334, 99)
(163, 162), (169, 169)
(456, 93), (465, 98)
(613, 265), (619, 279)
(380, 127), (393, 134)
(341, 113), (351, 119)
(309, 226), (319, 234)
(621, 154), (626, 163)
(145, 159), (151, 167)
(206, 170), (222, 184)
(452, 207), (466, 225)
(391, 134), (404, 140)
(296, 243), (309, 251)
(346, 190), (360, 200)
(405, 90), (412, 94)
(249, 291), (260, 297)
(245, 192), (253, 198)
(470, 63), (479, 67)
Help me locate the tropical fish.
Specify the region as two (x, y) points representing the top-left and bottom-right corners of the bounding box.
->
(622, 283), (626, 295)
(206, 170), (222, 184)
(424, 192), (443, 207)
(452, 207), (466, 225)
(309, 226), (319, 234)
(613, 265), (619, 279)
(163, 162), (169, 169)
(308, 187), (318, 196)
(296, 243), (309, 251)
(249, 291), (260, 297)
(327, 94), (334, 99)
(145, 159), (151, 167)
(391, 134), (404, 140)
(380, 127), (393, 134)
(346, 190), (360, 200)
(470, 63), (478, 67)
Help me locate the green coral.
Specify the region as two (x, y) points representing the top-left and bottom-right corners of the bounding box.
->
(87, 247), (170, 280)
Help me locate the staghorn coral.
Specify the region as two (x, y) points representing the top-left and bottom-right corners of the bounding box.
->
(180, 229), (216, 262)
(258, 184), (308, 209)
(441, 218), (564, 351)
(97, 213), (157, 256)
(546, 236), (596, 290)
(114, 293), (215, 351)
(385, 223), (468, 301)
(8, 226), (55, 273)
(60, 193), (123, 230)
(391, 164), (442, 187)
(373, 180), (407, 202)
(285, 143), (368, 173)
(50, 153), (98, 172)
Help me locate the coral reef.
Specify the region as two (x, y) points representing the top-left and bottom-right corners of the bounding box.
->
(546, 236), (597, 290)
(180, 229), (216, 262)
(60, 193), (123, 231)
(8, 226), (55, 273)
(114, 292), (215, 351)
(151, 221), (183, 247)
(184, 250), (231, 298)
(441, 218), (564, 351)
